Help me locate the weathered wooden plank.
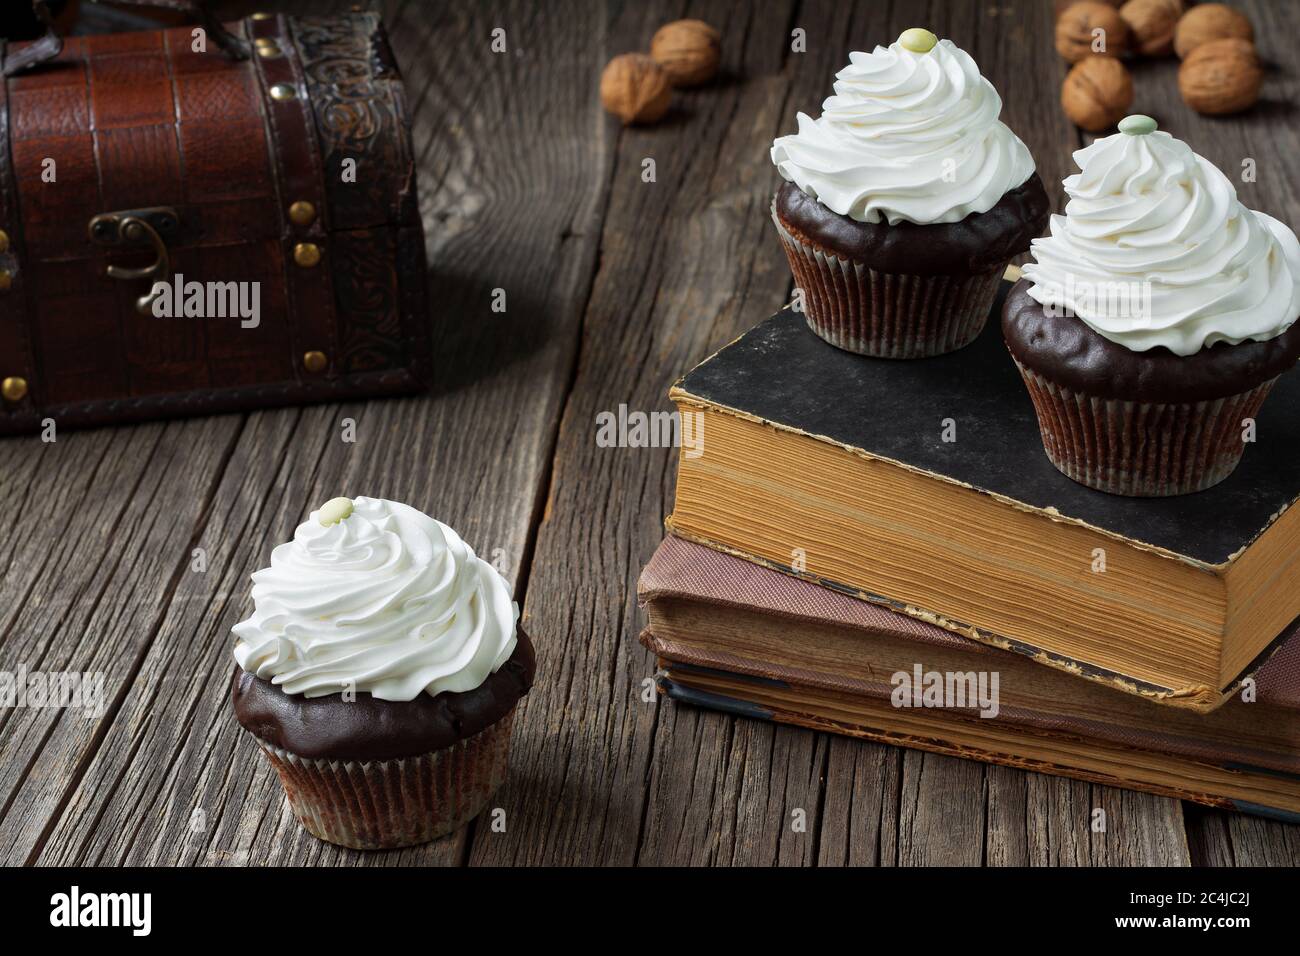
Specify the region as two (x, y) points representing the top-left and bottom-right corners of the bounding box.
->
(991, 769), (1190, 866)
(1186, 802), (1300, 868)
(0, 416), (243, 865)
(897, 751), (989, 865)
(642, 715), (834, 867)
(817, 739), (903, 866)
(35, 0), (609, 865)
(1182, 803), (1235, 867)
(984, 765), (1032, 866)
(1220, 814), (1300, 867)
(467, 0), (858, 867)
(634, 690), (740, 866)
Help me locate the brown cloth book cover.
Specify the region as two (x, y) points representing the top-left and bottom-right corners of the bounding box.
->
(642, 536), (1300, 712)
(639, 535), (1300, 816)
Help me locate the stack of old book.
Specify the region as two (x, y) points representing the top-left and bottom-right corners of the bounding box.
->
(643, 287), (1300, 818)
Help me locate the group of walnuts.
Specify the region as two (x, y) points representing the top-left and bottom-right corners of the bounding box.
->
(1058, 1), (1263, 131)
(599, 6), (1262, 134)
(600, 20), (721, 125)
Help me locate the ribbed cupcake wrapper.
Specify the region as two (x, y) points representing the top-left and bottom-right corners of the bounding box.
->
(252, 712), (515, 850)
(772, 204), (1006, 359)
(1012, 358), (1277, 497)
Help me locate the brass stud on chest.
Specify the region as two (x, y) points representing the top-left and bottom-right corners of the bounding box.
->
(293, 242), (322, 268)
(302, 351), (327, 374)
(288, 201), (316, 226)
(269, 83), (297, 101)
(2, 376), (28, 402)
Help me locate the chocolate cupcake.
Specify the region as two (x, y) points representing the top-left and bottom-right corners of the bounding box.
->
(770, 28), (1049, 358)
(1007, 116), (1300, 497)
(231, 496), (534, 849)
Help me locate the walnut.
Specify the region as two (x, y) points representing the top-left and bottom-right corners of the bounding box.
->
(600, 53), (672, 125)
(1179, 38), (1261, 114)
(1119, 0), (1184, 57)
(1173, 3), (1253, 59)
(1056, 1), (1131, 62)
(650, 19), (721, 87)
(1061, 56), (1134, 131)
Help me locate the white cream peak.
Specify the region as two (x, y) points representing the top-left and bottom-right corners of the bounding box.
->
(769, 36), (1037, 225)
(232, 497), (519, 701)
(1023, 129), (1300, 355)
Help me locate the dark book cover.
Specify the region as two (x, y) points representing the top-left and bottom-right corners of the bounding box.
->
(674, 292), (1300, 567)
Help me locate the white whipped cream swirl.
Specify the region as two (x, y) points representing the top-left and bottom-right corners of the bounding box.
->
(769, 38), (1036, 225)
(232, 497), (518, 701)
(1023, 130), (1300, 355)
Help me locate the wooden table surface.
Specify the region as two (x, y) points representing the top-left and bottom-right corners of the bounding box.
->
(3, 0), (1299, 866)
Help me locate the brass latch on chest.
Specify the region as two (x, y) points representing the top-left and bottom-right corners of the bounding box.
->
(88, 207), (179, 315)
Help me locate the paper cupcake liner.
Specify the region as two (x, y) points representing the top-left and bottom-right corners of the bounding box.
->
(773, 204), (1005, 359)
(1012, 358), (1277, 497)
(252, 712), (515, 850)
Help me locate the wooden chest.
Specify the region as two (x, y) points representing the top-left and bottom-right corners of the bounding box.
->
(0, 11), (430, 434)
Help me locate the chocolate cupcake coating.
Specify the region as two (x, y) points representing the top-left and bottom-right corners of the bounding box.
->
(775, 174), (1050, 276)
(1002, 279), (1300, 404)
(232, 628), (535, 762)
